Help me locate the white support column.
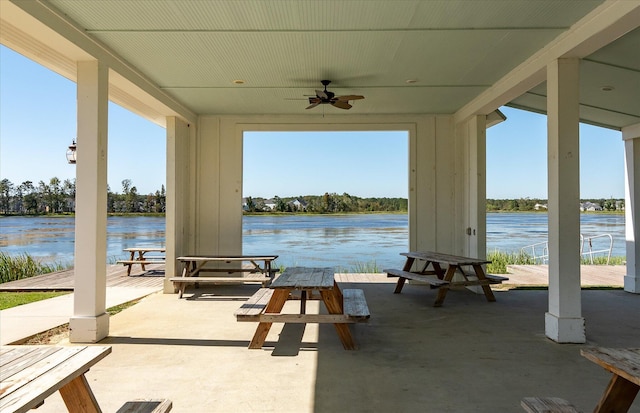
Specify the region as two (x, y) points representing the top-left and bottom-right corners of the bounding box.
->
(623, 123), (640, 293)
(165, 116), (193, 293)
(545, 58), (585, 343)
(467, 115), (487, 259)
(69, 60), (109, 342)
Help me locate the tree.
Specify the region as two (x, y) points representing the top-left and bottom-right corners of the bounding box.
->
(0, 179), (13, 214)
(245, 196), (256, 212)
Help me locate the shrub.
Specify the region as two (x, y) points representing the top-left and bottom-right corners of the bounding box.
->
(0, 252), (65, 283)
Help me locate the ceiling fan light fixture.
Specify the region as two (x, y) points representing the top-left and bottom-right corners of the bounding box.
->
(304, 80), (364, 111)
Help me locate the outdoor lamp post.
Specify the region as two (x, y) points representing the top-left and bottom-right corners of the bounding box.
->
(66, 140), (77, 164)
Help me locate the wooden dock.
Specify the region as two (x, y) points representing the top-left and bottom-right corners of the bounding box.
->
(0, 264), (626, 292)
(505, 264), (626, 287)
(0, 264), (165, 291)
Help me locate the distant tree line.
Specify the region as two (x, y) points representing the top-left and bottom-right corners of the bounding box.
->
(244, 193), (408, 214)
(0, 177), (624, 215)
(486, 198), (624, 212)
(0, 178), (165, 215)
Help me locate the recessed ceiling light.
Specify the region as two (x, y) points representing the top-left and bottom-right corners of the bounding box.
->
(232, 79), (245, 85)
(405, 79), (418, 84)
(600, 85), (614, 92)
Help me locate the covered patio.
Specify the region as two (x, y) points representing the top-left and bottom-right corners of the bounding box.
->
(23, 279), (640, 412)
(1, 0), (639, 350)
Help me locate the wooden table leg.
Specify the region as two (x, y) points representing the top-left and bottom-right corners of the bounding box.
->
(433, 265), (456, 307)
(126, 251), (135, 276)
(321, 286), (357, 350)
(394, 257), (414, 293)
(58, 374), (101, 413)
(472, 264), (496, 302)
(249, 289), (289, 349)
(431, 262), (445, 279)
(300, 290), (307, 314)
(177, 262), (190, 298)
(138, 251), (146, 271)
(593, 374), (639, 413)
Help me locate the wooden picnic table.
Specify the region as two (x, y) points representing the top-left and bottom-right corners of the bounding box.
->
(0, 345), (111, 413)
(236, 266), (370, 350)
(171, 255), (278, 298)
(384, 251), (507, 307)
(581, 347), (640, 412)
(118, 247), (166, 276)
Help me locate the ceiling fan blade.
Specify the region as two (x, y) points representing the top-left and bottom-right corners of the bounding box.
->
(316, 89), (328, 99)
(306, 102), (321, 109)
(331, 100), (352, 110)
(336, 95), (365, 101)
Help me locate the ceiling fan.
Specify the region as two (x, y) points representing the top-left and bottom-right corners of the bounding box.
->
(306, 80), (364, 110)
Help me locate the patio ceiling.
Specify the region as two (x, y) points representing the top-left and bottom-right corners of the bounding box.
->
(1, 0), (639, 129)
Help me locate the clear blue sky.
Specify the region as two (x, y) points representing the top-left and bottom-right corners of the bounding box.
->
(1, 45), (625, 199)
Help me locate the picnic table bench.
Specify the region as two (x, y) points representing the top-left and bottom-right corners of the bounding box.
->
(235, 267), (370, 350)
(171, 255), (278, 298)
(384, 251), (508, 307)
(522, 347), (640, 413)
(0, 345), (172, 413)
(117, 247), (166, 276)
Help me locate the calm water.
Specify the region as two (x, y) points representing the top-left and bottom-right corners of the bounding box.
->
(0, 213), (626, 269)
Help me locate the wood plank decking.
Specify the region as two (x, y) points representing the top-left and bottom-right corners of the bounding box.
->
(0, 264), (625, 292)
(0, 264), (165, 291)
(505, 265), (625, 287)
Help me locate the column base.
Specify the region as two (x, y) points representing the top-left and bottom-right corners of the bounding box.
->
(545, 312), (585, 343)
(624, 274), (640, 293)
(69, 313), (110, 343)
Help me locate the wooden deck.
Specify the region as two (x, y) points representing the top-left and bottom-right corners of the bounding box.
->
(0, 264), (165, 291)
(0, 264), (625, 292)
(505, 265), (626, 287)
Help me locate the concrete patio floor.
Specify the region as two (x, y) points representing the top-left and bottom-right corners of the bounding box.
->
(31, 276), (640, 413)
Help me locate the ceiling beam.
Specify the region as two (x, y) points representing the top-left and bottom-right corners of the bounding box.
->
(454, 0), (640, 125)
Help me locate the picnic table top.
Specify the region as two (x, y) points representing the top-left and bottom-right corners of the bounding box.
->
(177, 255), (278, 262)
(124, 247), (166, 252)
(580, 347), (640, 386)
(401, 251), (491, 266)
(271, 266), (334, 290)
(0, 345), (111, 412)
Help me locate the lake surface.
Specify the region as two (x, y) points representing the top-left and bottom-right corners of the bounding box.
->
(0, 212), (625, 270)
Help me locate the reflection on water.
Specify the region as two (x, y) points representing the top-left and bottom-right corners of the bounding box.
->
(0, 212), (626, 269)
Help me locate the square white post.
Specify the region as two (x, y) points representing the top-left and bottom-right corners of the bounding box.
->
(545, 58), (585, 343)
(623, 124), (640, 293)
(69, 60), (109, 342)
(165, 116), (193, 293)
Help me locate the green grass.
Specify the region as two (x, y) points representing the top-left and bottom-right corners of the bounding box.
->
(336, 260), (380, 273)
(0, 252), (67, 283)
(0, 291), (69, 310)
(581, 255), (626, 265)
(487, 249), (626, 273)
(486, 250), (537, 274)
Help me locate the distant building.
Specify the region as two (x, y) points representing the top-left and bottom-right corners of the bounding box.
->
(289, 198), (307, 211)
(263, 199), (277, 211)
(534, 203), (548, 210)
(580, 202), (603, 212)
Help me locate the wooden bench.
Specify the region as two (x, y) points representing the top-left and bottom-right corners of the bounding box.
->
(342, 288), (371, 321)
(171, 272), (273, 298)
(234, 288), (275, 321)
(235, 287), (370, 323)
(521, 397), (580, 413)
(465, 272), (509, 284)
(117, 399), (172, 413)
(383, 268), (450, 287)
